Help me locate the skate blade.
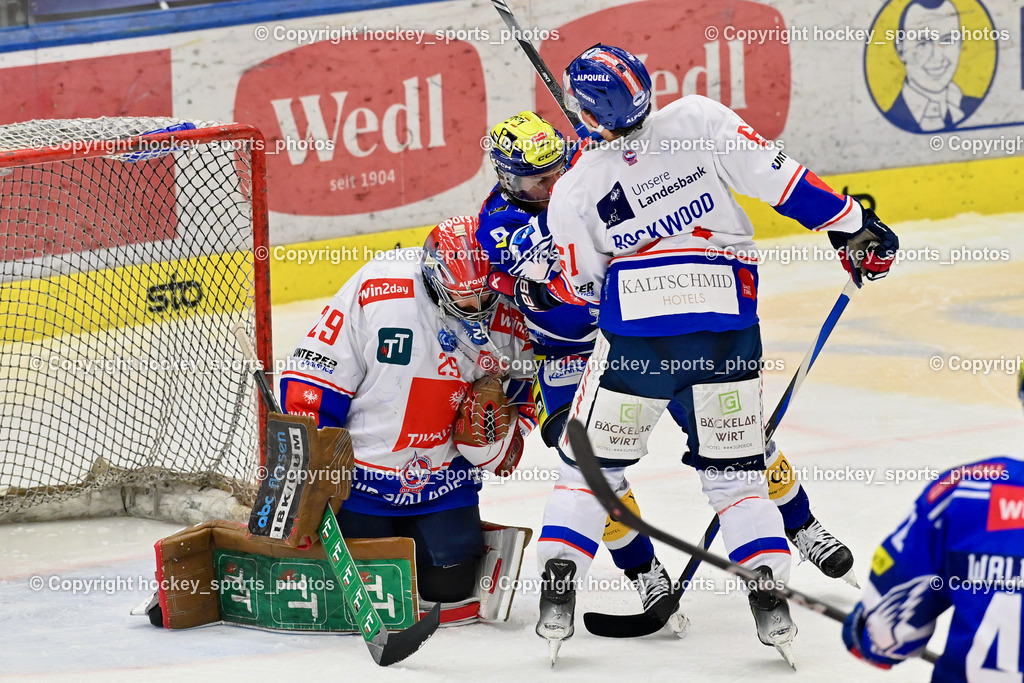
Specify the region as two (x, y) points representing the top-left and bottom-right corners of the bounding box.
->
(130, 591), (158, 616)
(775, 641), (796, 669)
(548, 639), (562, 667)
(839, 568), (860, 589)
(668, 612), (690, 639)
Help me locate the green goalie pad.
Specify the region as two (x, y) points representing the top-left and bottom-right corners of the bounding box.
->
(149, 518), (419, 633)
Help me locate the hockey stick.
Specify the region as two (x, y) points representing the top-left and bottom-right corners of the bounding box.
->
(489, 0), (589, 137)
(233, 323), (282, 413)
(567, 420), (941, 665)
(230, 322), (440, 666)
(584, 279), (860, 637)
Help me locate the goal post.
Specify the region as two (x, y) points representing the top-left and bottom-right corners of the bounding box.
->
(0, 117), (272, 524)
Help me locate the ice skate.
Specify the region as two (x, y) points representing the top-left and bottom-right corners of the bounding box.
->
(748, 565), (797, 669)
(536, 558), (577, 666)
(628, 556), (687, 633)
(786, 514), (858, 587)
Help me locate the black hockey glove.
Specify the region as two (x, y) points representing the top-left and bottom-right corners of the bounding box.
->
(486, 270), (564, 313)
(828, 206), (898, 288)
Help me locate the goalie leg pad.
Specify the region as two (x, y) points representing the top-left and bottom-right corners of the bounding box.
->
(419, 597), (483, 627)
(149, 519), (420, 631)
(417, 521), (534, 625)
(476, 522), (533, 622)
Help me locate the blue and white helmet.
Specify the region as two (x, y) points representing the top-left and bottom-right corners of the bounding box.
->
(563, 44), (652, 131)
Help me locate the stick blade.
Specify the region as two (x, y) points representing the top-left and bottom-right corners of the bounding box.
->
(371, 602), (441, 667)
(583, 596), (680, 638)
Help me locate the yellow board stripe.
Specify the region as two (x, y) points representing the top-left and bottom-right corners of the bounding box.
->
(740, 155), (1024, 239)
(11, 156), (1008, 323)
(1, 251), (252, 344)
(269, 225), (432, 305)
(269, 157), (1024, 305)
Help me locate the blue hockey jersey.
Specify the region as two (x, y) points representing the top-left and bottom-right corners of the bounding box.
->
(477, 185), (598, 347)
(845, 456), (1024, 681)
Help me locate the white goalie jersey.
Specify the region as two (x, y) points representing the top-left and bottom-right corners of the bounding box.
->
(279, 249), (533, 514)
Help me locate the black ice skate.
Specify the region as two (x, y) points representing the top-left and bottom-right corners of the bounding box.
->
(786, 514), (858, 587)
(748, 565), (797, 669)
(536, 558), (577, 666)
(627, 556), (689, 637)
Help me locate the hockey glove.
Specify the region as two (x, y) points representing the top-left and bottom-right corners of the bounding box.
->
(566, 129), (602, 165)
(453, 376), (523, 477)
(828, 207), (898, 287)
(487, 270), (564, 313)
(842, 603), (899, 670)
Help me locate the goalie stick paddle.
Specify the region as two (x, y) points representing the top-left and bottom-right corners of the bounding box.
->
(319, 505), (441, 666)
(583, 279), (860, 637)
(567, 420), (940, 665)
(230, 322), (440, 665)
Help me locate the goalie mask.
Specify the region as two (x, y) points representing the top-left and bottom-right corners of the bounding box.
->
(489, 111), (567, 205)
(421, 215), (498, 323)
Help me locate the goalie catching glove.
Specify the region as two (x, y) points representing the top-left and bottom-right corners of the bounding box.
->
(828, 205), (899, 287)
(453, 376), (523, 476)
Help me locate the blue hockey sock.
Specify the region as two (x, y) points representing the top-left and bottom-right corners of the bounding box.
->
(778, 486), (812, 531)
(610, 534), (655, 573)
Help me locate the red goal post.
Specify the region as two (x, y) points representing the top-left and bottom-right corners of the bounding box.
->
(0, 118), (271, 524)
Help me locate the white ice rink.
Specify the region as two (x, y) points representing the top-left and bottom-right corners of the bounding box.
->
(2, 213), (1022, 682)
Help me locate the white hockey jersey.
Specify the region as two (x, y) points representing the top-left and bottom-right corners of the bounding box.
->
(280, 249), (533, 515)
(545, 95), (863, 336)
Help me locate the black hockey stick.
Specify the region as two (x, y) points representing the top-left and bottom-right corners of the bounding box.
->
(233, 322), (282, 413)
(231, 323), (440, 666)
(567, 420), (940, 664)
(584, 279), (859, 637)
(489, 0), (588, 136)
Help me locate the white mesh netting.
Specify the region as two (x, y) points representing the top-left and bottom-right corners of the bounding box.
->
(0, 117), (267, 523)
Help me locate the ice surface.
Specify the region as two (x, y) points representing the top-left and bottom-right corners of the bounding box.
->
(2, 214), (1022, 681)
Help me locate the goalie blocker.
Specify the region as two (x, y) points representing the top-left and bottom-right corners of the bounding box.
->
(139, 414), (532, 630)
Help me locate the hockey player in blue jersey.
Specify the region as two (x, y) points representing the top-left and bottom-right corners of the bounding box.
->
(480, 110), (865, 660)
(538, 44), (899, 665)
(842, 369), (1024, 680)
(478, 111), (681, 629)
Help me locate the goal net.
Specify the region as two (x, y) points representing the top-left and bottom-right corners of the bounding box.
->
(0, 117), (271, 524)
